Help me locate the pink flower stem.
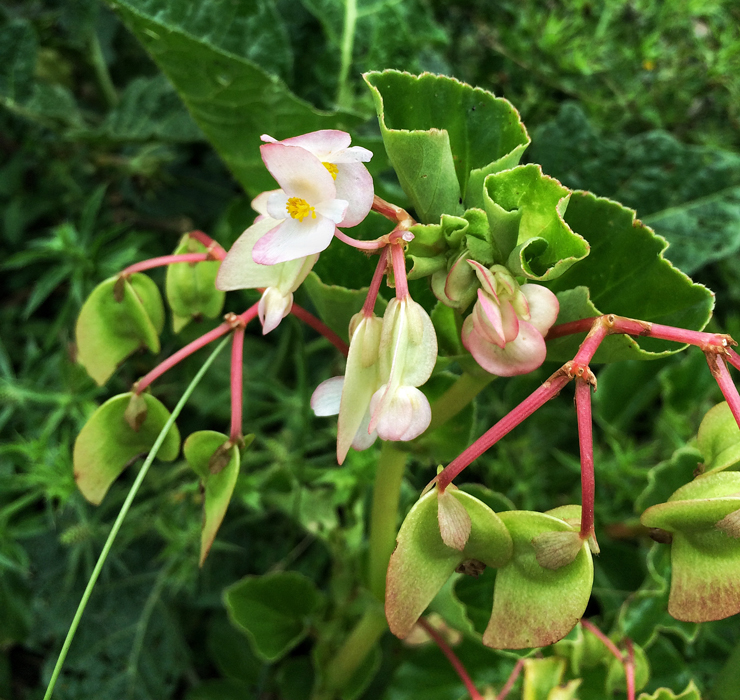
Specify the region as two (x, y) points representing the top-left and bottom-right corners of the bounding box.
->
(187, 230), (227, 260)
(230, 326), (245, 441)
(134, 303), (260, 395)
(706, 353), (740, 428)
(497, 659), (525, 700)
(371, 195), (416, 228)
(625, 639), (636, 700)
(334, 228), (387, 251)
(290, 303), (349, 357)
(580, 619), (624, 663)
(436, 371), (572, 491)
(390, 242), (409, 299)
(575, 378), (595, 540)
(726, 347), (740, 372)
(362, 247), (389, 317)
(121, 253), (210, 276)
(416, 618), (483, 700)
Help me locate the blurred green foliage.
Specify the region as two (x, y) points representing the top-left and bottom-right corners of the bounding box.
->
(2, 0), (740, 698)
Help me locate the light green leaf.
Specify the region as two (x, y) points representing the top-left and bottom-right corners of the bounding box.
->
(364, 70), (529, 223)
(73, 392), (181, 505)
(545, 192), (714, 363)
(75, 273), (164, 385)
(165, 235), (225, 333)
(483, 164), (589, 280)
(697, 402), (740, 473)
(108, 0), (364, 195)
(521, 657), (567, 700)
(484, 510), (593, 650)
(224, 571), (323, 662)
(637, 681), (702, 700)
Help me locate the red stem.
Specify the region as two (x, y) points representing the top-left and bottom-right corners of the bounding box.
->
(188, 230), (227, 260)
(416, 618), (483, 700)
(575, 379), (595, 540)
(371, 195), (415, 227)
(290, 303), (349, 357)
(436, 372), (571, 490)
(362, 247), (389, 317)
(707, 353), (740, 428)
(625, 639), (636, 700)
(334, 228), (386, 251)
(727, 348), (740, 372)
(572, 321), (609, 366)
(122, 253), (210, 276)
(497, 659), (524, 700)
(230, 327), (245, 441)
(134, 303), (260, 395)
(390, 242), (409, 299)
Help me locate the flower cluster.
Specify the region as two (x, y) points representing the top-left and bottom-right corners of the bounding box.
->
(216, 130), (373, 333)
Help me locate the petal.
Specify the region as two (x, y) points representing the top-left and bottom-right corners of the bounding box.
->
(252, 216), (336, 265)
(215, 218), (283, 291)
(500, 299), (520, 343)
(260, 134), (278, 143)
(467, 260), (499, 301)
(351, 408), (378, 451)
(311, 376), (344, 416)
(258, 288), (293, 334)
(444, 256), (477, 306)
(274, 253), (319, 295)
(521, 284), (560, 335)
(251, 190), (277, 218)
(276, 129), (352, 160)
(266, 190), (290, 220)
(463, 318), (546, 377)
(315, 198), (349, 224)
(331, 146), (373, 163)
(475, 290), (506, 347)
(260, 143), (336, 203)
(369, 385), (432, 442)
(334, 162), (374, 227)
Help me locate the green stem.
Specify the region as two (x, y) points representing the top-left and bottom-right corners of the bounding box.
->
(368, 441), (408, 600)
(336, 0), (358, 109)
(322, 607), (387, 694)
(427, 372), (494, 432)
(90, 30), (118, 109)
(43, 336), (230, 700)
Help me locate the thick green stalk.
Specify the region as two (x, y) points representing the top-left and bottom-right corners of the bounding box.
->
(43, 336), (230, 700)
(427, 371), (494, 432)
(368, 441), (408, 600)
(336, 0), (358, 109)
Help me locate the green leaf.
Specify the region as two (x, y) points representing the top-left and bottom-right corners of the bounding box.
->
(301, 272), (386, 344)
(184, 430), (250, 566)
(483, 164), (589, 280)
(224, 571), (323, 662)
(386, 488), (512, 638)
(364, 70), (530, 223)
(483, 510), (593, 650)
(75, 273), (165, 385)
(697, 402), (740, 473)
(521, 657), (568, 700)
(165, 235), (225, 333)
(545, 192), (714, 363)
(531, 103), (740, 275)
(637, 681), (702, 700)
(108, 0), (364, 195)
(73, 392), (181, 505)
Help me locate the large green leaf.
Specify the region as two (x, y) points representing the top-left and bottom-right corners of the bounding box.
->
(544, 192), (714, 362)
(224, 571), (323, 662)
(530, 103), (740, 275)
(75, 273), (165, 385)
(107, 0), (364, 195)
(73, 392), (181, 505)
(364, 70), (529, 223)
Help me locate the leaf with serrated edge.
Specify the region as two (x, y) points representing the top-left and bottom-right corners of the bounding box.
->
(386, 489), (512, 639)
(637, 681), (702, 700)
(545, 192), (714, 363)
(364, 70), (529, 223)
(76, 273), (164, 385)
(73, 392), (180, 505)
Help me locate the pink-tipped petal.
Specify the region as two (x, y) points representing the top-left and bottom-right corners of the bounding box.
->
(500, 299), (520, 343)
(311, 376), (344, 416)
(468, 260), (499, 301)
(463, 318), (546, 377)
(260, 134), (278, 143)
(259, 288), (292, 334)
(369, 385), (431, 442)
(260, 143), (335, 202)
(215, 218), (283, 291)
(316, 198), (349, 224)
(352, 408), (378, 451)
(252, 216), (336, 265)
(521, 284), (560, 335)
(266, 190), (290, 220)
(334, 162), (374, 227)
(276, 129), (352, 159)
(475, 290), (506, 347)
(332, 146), (373, 163)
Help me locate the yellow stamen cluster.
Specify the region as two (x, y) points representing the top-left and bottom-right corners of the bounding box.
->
(286, 197), (316, 222)
(323, 162), (339, 180)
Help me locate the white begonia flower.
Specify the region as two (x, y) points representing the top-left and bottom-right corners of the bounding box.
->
(462, 261), (559, 376)
(368, 297), (438, 442)
(215, 193), (318, 334)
